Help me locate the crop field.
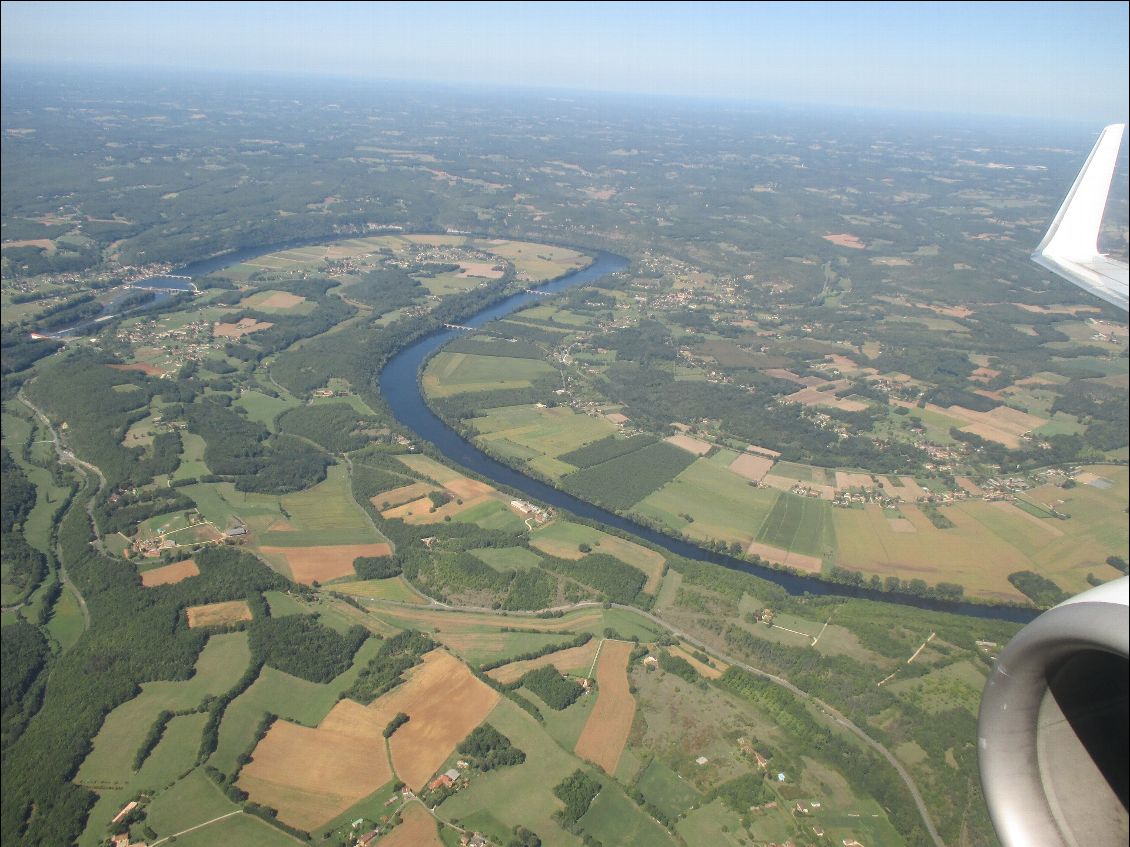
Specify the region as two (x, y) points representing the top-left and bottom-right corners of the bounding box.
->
(161, 812), (300, 847)
(469, 238), (591, 282)
(423, 350), (555, 397)
(370, 480), (434, 508)
(397, 452), (467, 484)
(238, 699), (391, 830)
(380, 803), (444, 847)
(636, 758), (703, 819)
(488, 640), (600, 684)
(186, 599), (253, 627)
(755, 491), (834, 557)
(325, 577), (425, 604)
(633, 457), (778, 546)
(470, 546), (544, 571)
(579, 782), (677, 847)
(440, 699), (588, 847)
(239, 289), (315, 314)
(470, 403), (617, 467)
(676, 799), (747, 847)
(212, 638), (383, 773)
(368, 650), (499, 790)
(77, 634), (250, 786)
(562, 441), (698, 511)
(258, 542), (393, 585)
(575, 640), (635, 775)
(530, 519), (666, 593)
(256, 464), (389, 548)
(140, 559), (200, 586)
(234, 390), (298, 429)
(834, 504), (1029, 601)
(77, 713), (212, 847)
(142, 769), (238, 840)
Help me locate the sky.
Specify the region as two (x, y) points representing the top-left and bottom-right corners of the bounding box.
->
(2, 1), (1127, 123)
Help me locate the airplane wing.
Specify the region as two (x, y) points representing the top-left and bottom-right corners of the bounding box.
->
(1032, 123), (1129, 312)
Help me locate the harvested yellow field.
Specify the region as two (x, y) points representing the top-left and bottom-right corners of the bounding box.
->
(259, 543), (393, 585)
(238, 699), (391, 830)
(373, 651), (500, 791)
(185, 600), (252, 628)
(378, 802), (443, 847)
(745, 541), (823, 573)
(487, 640), (600, 685)
(664, 434), (713, 456)
(372, 481), (435, 508)
(258, 291), (306, 309)
(213, 317), (273, 338)
(728, 452), (774, 482)
(140, 559), (199, 587)
(575, 640), (635, 775)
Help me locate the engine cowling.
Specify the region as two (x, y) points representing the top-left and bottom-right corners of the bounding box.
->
(978, 576), (1128, 847)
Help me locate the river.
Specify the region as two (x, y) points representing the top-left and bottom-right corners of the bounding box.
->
(375, 249), (1038, 623)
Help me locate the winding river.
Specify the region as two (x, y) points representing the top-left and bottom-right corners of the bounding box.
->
(374, 249), (1038, 623)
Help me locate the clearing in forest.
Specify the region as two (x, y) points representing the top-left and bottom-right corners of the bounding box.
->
(185, 600), (252, 628)
(575, 640), (635, 775)
(140, 559), (199, 587)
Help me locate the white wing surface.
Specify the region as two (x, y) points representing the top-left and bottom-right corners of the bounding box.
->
(1032, 123), (1129, 312)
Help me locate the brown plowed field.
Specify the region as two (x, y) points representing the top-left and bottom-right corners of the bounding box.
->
(374, 650), (500, 790)
(259, 543), (392, 584)
(487, 640), (599, 685)
(140, 559), (199, 587)
(574, 640), (635, 775)
(238, 699), (391, 830)
(185, 600), (252, 628)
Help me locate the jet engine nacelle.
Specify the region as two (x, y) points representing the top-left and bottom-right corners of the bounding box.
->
(978, 576), (1128, 847)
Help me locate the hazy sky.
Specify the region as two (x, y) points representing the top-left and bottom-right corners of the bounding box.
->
(2, 1), (1127, 122)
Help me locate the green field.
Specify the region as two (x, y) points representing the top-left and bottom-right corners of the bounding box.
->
(78, 712), (212, 847)
(76, 633), (251, 785)
(755, 492), (834, 557)
(143, 768), (239, 837)
(636, 758), (703, 819)
(258, 464), (388, 547)
(470, 546), (544, 572)
(562, 441), (698, 511)
(529, 520), (666, 590)
(676, 799), (748, 847)
(211, 636), (383, 774)
(887, 658), (987, 714)
(424, 351), (555, 398)
(440, 698), (593, 847)
(579, 783), (677, 847)
(470, 404), (616, 467)
(159, 811), (302, 846)
(46, 584), (85, 650)
(634, 457), (779, 546)
(327, 577), (425, 604)
(235, 390), (299, 429)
